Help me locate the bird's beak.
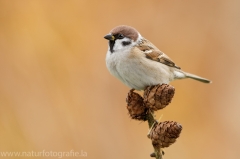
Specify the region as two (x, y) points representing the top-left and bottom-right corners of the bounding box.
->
(104, 34), (115, 41)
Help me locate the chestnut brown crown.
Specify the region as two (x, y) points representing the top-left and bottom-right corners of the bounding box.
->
(110, 25), (139, 41)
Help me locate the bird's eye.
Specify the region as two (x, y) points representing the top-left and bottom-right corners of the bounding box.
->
(118, 34), (124, 39)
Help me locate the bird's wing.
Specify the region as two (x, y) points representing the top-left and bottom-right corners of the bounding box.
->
(137, 39), (181, 69)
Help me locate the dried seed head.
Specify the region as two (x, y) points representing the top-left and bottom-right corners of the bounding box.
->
(144, 84), (175, 111)
(126, 90), (148, 121)
(150, 121), (182, 148)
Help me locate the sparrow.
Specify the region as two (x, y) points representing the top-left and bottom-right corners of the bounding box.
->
(104, 25), (211, 90)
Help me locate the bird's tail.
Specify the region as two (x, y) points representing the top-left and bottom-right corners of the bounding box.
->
(185, 72), (211, 83)
(174, 70), (212, 83)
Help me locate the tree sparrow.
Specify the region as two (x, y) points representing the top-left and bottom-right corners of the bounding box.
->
(104, 25), (211, 90)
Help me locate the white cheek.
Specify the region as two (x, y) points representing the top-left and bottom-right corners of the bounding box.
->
(114, 40), (124, 50)
(113, 38), (135, 52)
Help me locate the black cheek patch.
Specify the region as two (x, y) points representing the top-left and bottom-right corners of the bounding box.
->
(122, 41), (131, 46)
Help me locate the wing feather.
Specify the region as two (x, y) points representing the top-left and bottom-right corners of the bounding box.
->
(137, 39), (181, 69)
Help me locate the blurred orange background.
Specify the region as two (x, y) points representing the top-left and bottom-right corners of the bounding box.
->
(0, 0), (239, 159)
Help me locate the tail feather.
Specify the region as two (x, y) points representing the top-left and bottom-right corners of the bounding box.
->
(185, 72), (212, 83)
(174, 70), (212, 83)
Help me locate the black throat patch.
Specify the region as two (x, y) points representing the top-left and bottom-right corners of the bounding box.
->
(109, 40), (115, 53)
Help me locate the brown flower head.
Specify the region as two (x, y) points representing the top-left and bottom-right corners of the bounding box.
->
(126, 90), (148, 121)
(150, 121), (182, 148)
(144, 84), (175, 111)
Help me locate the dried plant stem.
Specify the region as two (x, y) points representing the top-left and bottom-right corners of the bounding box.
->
(126, 84), (181, 158)
(147, 112), (163, 159)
